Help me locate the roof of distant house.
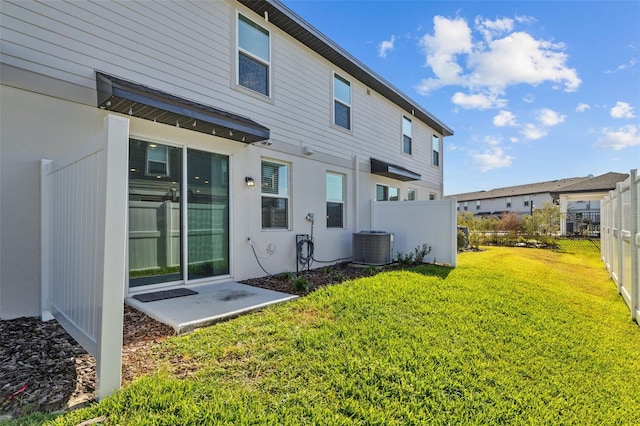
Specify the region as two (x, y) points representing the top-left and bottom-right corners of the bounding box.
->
(446, 177), (589, 202)
(550, 172), (629, 195)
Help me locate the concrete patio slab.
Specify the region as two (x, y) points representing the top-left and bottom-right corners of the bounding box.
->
(125, 282), (297, 334)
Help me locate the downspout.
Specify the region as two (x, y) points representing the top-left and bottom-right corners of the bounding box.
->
(353, 154), (360, 232)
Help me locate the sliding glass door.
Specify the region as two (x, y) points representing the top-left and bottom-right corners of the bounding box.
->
(128, 140), (229, 288)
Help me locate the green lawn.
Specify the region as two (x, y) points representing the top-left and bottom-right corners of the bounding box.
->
(34, 246), (640, 424)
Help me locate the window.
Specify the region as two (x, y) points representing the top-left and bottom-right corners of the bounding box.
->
(402, 116), (412, 154)
(463, 202), (468, 211)
(457, 202), (460, 211)
(238, 14), (270, 96)
(506, 197), (512, 208)
(146, 144), (169, 176)
(524, 195), (530, 207)
(334, 74), (351, 130)
(261, 160), (289, 228)
(326, 173), (345, 228)
(376, 184), (399, 201)
(407, 188), (416, 201)
(476, 201), (481, 210)
(429, 193), (437, 201)
(432, 134), (440, 167)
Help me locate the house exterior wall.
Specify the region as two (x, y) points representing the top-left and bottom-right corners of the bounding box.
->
(0, 0), (449, 319)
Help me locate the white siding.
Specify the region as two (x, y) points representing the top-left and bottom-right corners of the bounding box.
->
(1, 0), (442, 191)
(0, 0), (450, 318)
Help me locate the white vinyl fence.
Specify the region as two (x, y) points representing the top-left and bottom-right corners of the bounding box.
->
(41, 114), (129, 399)
(371, 199), (457, 267)
(601, 169), (639, 323)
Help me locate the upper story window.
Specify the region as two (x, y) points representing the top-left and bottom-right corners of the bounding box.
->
(402, 116), (412, 155)
(463, 202), (468, 211)
(476, 200), (481, 210)
(326, 173), (345, 228)
(432, 134), (440, 167)
(261, 160), (289, 229)
(430, 193), (437, 200)
(407, 188), (416, 201)
(238, 14), (270, 96)
(376, 184), (399, 201)
(333, 74), (351, 130)
(506, 197), (512, 208)
(524, 195), (530, 207)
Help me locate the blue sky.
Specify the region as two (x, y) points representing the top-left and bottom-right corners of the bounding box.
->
(281, 0), (640, 195)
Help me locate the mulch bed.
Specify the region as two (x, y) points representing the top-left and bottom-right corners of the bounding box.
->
(0, 262), (401, 419)
(0, 306), (174, 419)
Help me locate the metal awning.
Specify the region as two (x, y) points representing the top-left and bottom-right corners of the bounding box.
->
(370, 158), (421, 181)
(96, 72), (270, 144)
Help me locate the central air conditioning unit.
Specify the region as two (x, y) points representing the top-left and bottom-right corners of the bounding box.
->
(352, 231), (393, 265)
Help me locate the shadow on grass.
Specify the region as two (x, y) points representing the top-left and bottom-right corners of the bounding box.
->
(406, 263), (454, 279)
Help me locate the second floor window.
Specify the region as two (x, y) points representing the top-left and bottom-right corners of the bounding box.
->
(476, 201), (481, 210)
(402, 116), (412, 154)
(334, 74), (351, 130)
(407, 188), (416, 201)
(524, 195), (530, 207)
(506, 197), (512, 208)
(432, 134), (440, 167)
(238, 14), (270, 96)
(261, 160), (289, 228)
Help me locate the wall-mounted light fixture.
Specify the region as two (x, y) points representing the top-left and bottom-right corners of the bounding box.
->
(245, 176), (255, 187)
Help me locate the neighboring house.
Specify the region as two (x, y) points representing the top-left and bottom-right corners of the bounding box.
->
(446, 177), (589, 217)
(551, 172), (629, 236)
(0, 0), (453, 319)
(446, 172), (629, 237)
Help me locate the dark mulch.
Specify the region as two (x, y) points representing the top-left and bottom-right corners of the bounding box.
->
(0, 262), (403, 419)
(0, 306), (175, 419)
(241, 261), (395, 295)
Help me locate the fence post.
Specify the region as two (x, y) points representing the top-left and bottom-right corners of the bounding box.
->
(96, 114), (129, 400)
(615, 182), (623, 294)
(630, 169), (638, 322)
(40, 159), (54, 321)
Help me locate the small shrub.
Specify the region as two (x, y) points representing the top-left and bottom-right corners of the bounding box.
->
(457, 230), (468, 251)
(396, 244), (432, 267)
(291, 275), (312, 292)
(277, 271), (295, 281)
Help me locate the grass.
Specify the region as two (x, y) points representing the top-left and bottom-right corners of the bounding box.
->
(21, 246), (640, 425)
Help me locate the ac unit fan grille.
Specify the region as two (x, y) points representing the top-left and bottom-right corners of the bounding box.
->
(352, 232), (392, 265)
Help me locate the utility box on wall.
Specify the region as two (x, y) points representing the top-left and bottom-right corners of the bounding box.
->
(352, 231), (393, 265)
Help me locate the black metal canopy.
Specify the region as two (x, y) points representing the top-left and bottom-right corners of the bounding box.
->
(370, 158), (421, 181)
(96, 72), (270, 144)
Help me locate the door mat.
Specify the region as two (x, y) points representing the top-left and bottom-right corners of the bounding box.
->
(133, 288), (198, 303)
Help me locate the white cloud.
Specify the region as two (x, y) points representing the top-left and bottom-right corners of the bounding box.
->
(467, 32), (581, 91)
(610, 101), (636, 118)
(451, 91), (507, 109)
(493, 110), (517, 127)
(417, 16), (472, 92)
(536, 108), (566, 126)
(522, 94), (535, 103)
(521, 123), (548, 140)
(576, 103), (590, 112)
(378, 35), (396, 59)
(605, 58), (638, 74)
(475, 16), (514, 41)
(597, 125), (640, 150)
(417, 15), (581, 106)
(470, 145), (514, 172)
